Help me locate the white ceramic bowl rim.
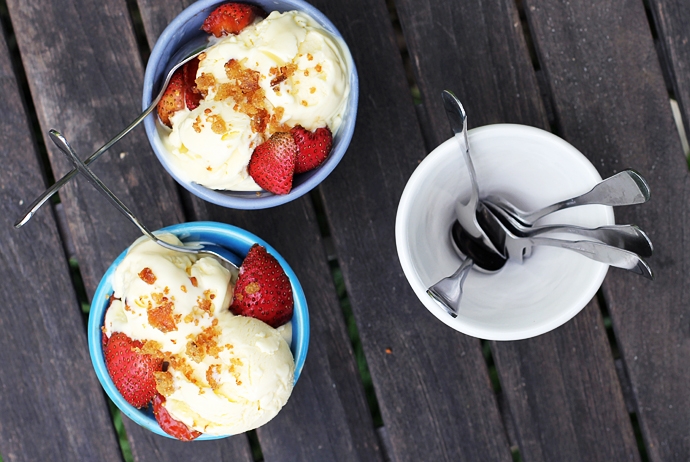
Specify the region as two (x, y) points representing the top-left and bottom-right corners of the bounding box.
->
(88, 221), (309, 440)
(395, 124), (613, 341)
(142, 0), (359, 209)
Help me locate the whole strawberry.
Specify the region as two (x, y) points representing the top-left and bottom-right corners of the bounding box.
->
(202, 3), (261, 37)
(104, 332), (162, 408)
(290, 125), (333, 173)
(152, 393), (201, 441)
(248, 132), (297, 195)
(230, 244), (294, 328)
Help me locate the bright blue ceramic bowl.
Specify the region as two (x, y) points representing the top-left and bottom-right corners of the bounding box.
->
(88, 222), (309, 440)
(142, 0), (358, 209)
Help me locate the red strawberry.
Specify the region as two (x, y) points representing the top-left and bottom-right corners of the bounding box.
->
(230, 244), (294, 328)
(104, 332), (162, 408)
(248, 132), (297, 195)
(202, 3), (260, 37)
(157, 68), (185, 128)
(152, 393), (201, 441)
(183, 57), (201, 110)
(157, 58), (201, 127)
(290, 125), (333, 173)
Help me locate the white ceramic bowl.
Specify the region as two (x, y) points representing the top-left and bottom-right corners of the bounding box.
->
(143, 0), (358, 210)
(395, 124), (614, 341)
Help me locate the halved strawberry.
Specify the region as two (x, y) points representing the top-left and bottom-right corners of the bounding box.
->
(157, 58), (202, 127)
(183, 57), (201, 110)
(157, 68), (185, 128)
(290, 125), (333, 173)
(230, 244), (294, 328)
(202, 3), (260, 37)
(152, 393), (201, 441)
(248, 132), (297, 195)
(104, 332), (162, 408)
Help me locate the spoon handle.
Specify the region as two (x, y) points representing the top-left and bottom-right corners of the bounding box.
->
(529, 237), (654, 279)
(14, 106), (158, 229)
(14, 48), (206, 229)
(48, 130), (157, 240)
(520, 170), (650, 224)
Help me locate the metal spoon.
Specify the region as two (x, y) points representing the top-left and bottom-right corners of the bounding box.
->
(426, 221), (506, 317)
(48, 129), (239, 271)
(442, 90), (501, 254)
(15, 38), (210, 229)
(484, 201), (653, 257)
(476, 202), (654, 279)
(483, 169), (650, 228)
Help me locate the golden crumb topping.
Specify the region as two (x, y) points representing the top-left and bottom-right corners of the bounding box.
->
(186, 324), (223, 363)
(147, 294), (178, 333)
(155, 370), (175, 396)
(138, 267), (156, 285)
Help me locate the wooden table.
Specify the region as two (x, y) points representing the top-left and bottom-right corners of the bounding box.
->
(1, 0), (688, 460)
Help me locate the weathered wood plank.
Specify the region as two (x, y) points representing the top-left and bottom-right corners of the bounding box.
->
(394, 0), (549, 146)
(134, 0), (384, 459)
(0, 26), (123, 462)
(492, 303), (640, 461)
(6, 0), (253, 459)
(393, 0), (641, 459)
(648, 0), (690, 144)
(523, 0), (690, 460)
(311, 0), (513, 460)
(189, 200), (385, 461)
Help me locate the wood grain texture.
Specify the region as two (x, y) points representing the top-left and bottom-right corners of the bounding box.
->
(395, 0), (548, 144)
(648, 0), (690, 144)
(6, 0), (253, 459)
(311, 0), (512, 460)
(190, 200), (384, 461)
(524, 0), (690, 460)
(135, 0), (194, 50)
(0, 29), (122, 462)
(394, 0), (640, 459)
(6, 0), (185, 296)
(492, 303), (640, 461)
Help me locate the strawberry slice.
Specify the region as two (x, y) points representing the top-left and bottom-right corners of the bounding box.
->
(152, 393), (201, 441)
(290, 125), (333, 173)
(183, 57), (201, 110)
(230, 244), (294, 328)
(157, 68), (185, 128)
(202, 3), (260, 37)
(248, 132), (297, 195)
(157, 58), (201, 127)
(104, 332), (162, 408)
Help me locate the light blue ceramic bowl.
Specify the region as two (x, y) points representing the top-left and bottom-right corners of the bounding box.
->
(142, 0), (358, 209)
(88, 222), (309, 440)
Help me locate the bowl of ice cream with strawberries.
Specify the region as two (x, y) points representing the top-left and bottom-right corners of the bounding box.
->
(88, 222), (309, 440)
(143, 0), (358, 209)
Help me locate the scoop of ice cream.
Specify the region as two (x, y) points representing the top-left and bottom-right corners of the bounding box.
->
(163, 315), (294, 435)
(161, 9), (351, 191)
(104, 234), (295, 435)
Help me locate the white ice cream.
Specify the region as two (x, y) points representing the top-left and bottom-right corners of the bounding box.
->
(104, 234), (295, 435)
(161, 10), (351, 191)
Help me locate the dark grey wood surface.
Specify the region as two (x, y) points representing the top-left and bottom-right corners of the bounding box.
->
(1, 0), (688, 460)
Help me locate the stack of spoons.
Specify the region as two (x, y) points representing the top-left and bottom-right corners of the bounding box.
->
(428, 91), (653, 318)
